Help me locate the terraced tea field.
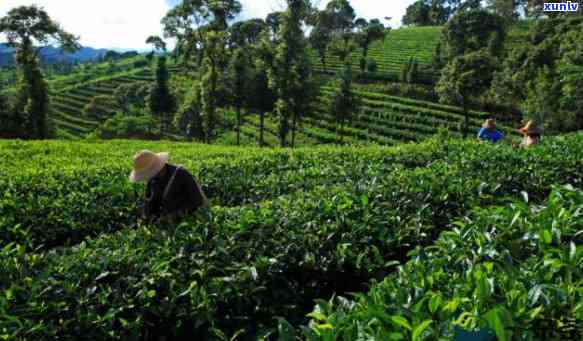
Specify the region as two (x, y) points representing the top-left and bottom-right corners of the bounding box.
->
(310, 24), (530, 84)
(311, 26), (442, 83)
(1, 134), (582, 339)
(50, 64), (183, 139)
(236, 82), (519, 147)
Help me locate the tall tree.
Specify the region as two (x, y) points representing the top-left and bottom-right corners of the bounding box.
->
(200, 30), (228, 143)
(0, 90), (21, 138)
(269, 0), (313, 148)
(308, 11), (334, 73)
(442, 8), (506, 60)
(149, 55), (175, 134)
(176, 81), (204, 140)
(162, 0), (242, 65)
(486, 0), (519, 20)
(228, 47), (249, 145)
(146, 35), (167, 52)
(250, 33), (277, 147)
(331, 65), (357, 142)
(0, 5), (79, 139)
(266, 11), (283, 40)
(229, 19), (267, 47)
(355, 18), (387, 73)
(436, 50), (496, 137)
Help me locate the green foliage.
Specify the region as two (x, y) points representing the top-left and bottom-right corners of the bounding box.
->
(269, 0), (314, 148)
(83, 95), (114, 119)
(149, 55), (175, 133)
(492, 17), (583, 132)
(330, 65), (357, 141)
(145, 35), (167, 52)
(88, 112), (160, 140)
(436, 49), (496, 136)
(1, 5), (79, 139)
(365, 58), (377, 73)
(1, 135), (583, 339)
(113, 82), (150, 113)
(228, 47), (250, 145)
(354, 18), (387, 73)
(175, 80), (203, 140)
(200, 30), (228, 143)
(296, 182), (583, 339)
(443, 8), (506, 60)
(401, 57), (419, 84)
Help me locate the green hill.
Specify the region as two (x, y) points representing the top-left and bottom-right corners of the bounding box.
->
(49, 64), (183, 139)
(311, 26), (442, 83)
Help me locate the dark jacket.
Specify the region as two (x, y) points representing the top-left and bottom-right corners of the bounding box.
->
(143, 164), (207, 221)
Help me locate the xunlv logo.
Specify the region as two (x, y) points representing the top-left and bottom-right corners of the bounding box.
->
(544, 1), (580, 11)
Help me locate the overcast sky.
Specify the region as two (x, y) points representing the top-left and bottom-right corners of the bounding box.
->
(0, 0), (415, 50)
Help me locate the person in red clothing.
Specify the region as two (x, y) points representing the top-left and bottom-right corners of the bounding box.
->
(129, 150), (209, 224)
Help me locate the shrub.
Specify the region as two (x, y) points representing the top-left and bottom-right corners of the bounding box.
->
(366, 58), (377, 73)
(88, 112), (160, 140)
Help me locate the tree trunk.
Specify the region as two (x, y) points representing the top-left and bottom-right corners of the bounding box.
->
(259, 111), (265, 147)
(462, 100), (469, 138)
(236, 106), (241, 146)
(291, 112), (297, 149)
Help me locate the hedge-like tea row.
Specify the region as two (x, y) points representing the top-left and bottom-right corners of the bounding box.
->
(0, 139), (449, 249)
(294, 185), (583, 340)
(1, 134), (582, 339)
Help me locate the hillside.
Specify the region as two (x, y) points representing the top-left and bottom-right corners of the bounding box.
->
(1, 134), (582, 339)
(310, 24), (530, 84)
(311, 26), (442, 83)
(41, 25), (529, 144)
(0, 43), (108, 67)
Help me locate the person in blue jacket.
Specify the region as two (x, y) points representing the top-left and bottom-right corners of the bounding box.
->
(477, 119), (504, 143)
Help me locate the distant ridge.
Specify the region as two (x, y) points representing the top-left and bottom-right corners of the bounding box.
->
(0, 43), (115, 67)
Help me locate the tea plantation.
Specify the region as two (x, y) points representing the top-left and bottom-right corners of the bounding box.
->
(1, 133), (582, 339)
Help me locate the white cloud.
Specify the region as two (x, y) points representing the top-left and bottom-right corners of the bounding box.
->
(0, 0), (170, 49)
(1, 0), (416, 49)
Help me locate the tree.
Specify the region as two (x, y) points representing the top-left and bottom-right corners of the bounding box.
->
(0, 5), (79, 139)
(355, 18), (387, 73)
(402, 0), (431, 26)
(402, 0), (453, 26)
(228, 47), (249, 145)
(162, 0), (242, 66)
(229, 19), (267, 47)
(149, 55), (175, 134)
(200, 30), (228, 143)
(486, 0), (519, 20)
(250, 33), (277, 147)
(331, 65), (357, 142)
(269, 0), (313, 148)
(266, 11), (283, 40)
(146, 35), (167, 52)
(436, 50), (496, 137)
(308, 11), (334, 73)
(443, 8), (506, 61)
(113, 82), (150, 113)
(0, 90), (22, 138)
(175, 81), (204, 140)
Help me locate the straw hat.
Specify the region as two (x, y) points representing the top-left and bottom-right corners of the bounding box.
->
(129, 150), (169, 183)
(517, 120), (542, 136)
(483, 119), (497, 129)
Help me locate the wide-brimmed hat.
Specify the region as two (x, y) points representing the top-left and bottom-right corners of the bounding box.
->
(129, 150), (169, 183)
(483, 119), (497, 129)
(517, 120), (542, 136)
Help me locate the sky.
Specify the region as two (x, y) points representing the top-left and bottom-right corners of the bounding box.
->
(0, 0), (416, 50)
